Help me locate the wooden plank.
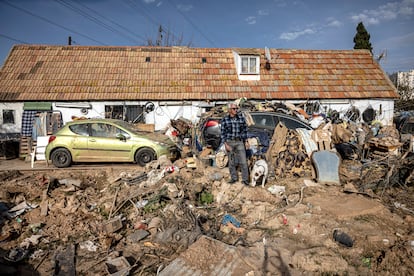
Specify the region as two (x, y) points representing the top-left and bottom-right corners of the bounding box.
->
(266, 122), (288, 175)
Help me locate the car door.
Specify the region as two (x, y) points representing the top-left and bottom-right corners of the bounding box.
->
(68, 123), (90, 161)
(88, 122), (133, 162)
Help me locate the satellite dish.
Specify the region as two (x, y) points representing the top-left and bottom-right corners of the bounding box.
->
(375, 49), (387, 63)
(144, 101), (155, 113)
(265, 46), (271, 61)
(80, 108), (88, 115)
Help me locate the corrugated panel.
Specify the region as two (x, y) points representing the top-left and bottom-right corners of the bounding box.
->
(159, 236), (261, 276)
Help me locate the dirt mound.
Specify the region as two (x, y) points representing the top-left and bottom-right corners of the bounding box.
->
(0, 157), (413, 275)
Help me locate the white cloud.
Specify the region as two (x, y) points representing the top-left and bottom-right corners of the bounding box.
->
(279, 28), (316, 40)
(143, 0), (156, 3)
(326, 17), (342, 27)
(350, 0), (414, 25)
(258, 9), (269, 16)
(351, 14), (380, 25)
(177, 4), (193, 12)
(245, 16), (256, 25)
(279, 17), (341, 42)
(400, 0), (414, 15)
(156, 1), (163, 8)
(245, 9), (268, 25)
(274, 0), (287, 7)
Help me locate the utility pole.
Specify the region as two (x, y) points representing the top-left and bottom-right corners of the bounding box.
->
(156, 25), (163, 46)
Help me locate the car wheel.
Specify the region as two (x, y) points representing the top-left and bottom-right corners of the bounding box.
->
(135, 148), (155, 166)
(51, 148), (72, 168)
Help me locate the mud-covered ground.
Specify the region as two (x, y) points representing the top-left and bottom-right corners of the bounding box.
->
(0, 153), (413, 275)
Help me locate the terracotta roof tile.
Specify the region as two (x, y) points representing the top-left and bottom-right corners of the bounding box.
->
(0, 45), (398, 101)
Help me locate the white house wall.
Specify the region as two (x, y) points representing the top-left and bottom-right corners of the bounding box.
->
(51, 99), (395, 129)
(0, 102), (23, 134)
(316, 99), (394, 126)
(145, 103), (202, 131)
(53, 101), (203, 131)
(0, 99), (395, 135)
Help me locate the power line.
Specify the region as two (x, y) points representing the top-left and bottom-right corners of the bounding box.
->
(166, 0), (216, 47)
(71, 0), (146, 43)
(55, 0), (143, 44)
(122, 0), (160, 30)
(122, 0), (182, 45)
(0, 34), (29, 44)
(2, 0), (107, 45)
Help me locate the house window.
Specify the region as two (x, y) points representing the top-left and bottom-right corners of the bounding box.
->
(241, 56), (259, 74)
(2, 110), (15, 124)
(105, 105), (144, 123)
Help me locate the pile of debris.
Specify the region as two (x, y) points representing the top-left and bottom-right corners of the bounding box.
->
(0, 100), (413, 275)
(0, 150), (413, 275)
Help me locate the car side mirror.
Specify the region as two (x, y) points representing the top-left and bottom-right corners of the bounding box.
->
(116, 133), (126, 141)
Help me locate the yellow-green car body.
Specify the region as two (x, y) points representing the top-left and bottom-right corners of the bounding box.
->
(45, 119), (178, 168)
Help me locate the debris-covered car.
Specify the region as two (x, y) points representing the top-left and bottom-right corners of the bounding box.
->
(199, 110), (313, 150)
(394, 112), (414, 148)
(46, 118), (178, 168)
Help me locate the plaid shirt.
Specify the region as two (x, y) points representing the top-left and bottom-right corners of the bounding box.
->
(220, 113), (248, 142)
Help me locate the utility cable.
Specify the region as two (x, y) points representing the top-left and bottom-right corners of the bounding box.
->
(1, 0), (106, 45)
(0, 34), (29, 44)
(166, 0), (216, 47)
(122, 0), (160, 29)
(71, 0), (146, 42)
(55, 0), (143, 44)
(122, 0), (182, 45)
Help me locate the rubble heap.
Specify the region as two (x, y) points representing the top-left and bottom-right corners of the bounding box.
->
(0, 99), (413, 275)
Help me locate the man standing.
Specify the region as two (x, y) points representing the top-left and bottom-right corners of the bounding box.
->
(220, 102), (249, 185)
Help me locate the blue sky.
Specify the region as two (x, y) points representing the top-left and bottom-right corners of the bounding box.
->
(0, 0), (413, 73)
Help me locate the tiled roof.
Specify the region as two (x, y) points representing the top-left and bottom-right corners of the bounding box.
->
(0, 45), (398, 101)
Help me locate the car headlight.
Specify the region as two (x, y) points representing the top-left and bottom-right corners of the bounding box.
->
(153, 141), (169, 147)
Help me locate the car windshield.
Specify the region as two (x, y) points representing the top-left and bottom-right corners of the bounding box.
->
(250, 112), (311, 130)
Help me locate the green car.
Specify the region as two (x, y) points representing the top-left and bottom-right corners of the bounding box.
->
(45, 119), (178, 168)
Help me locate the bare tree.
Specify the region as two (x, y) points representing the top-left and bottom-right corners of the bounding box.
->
(146, 25), (193, 47)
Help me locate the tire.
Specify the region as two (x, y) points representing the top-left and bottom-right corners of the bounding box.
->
(135, 148), (155, 167)
(51, 148), (72, 168)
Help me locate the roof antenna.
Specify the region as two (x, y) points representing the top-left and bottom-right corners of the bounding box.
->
(156, 25), (163, 46)
(265, 46), (271, 70)
(375, 49), (387, 63)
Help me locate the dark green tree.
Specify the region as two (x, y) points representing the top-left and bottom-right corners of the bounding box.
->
(353, 22), (373, 54)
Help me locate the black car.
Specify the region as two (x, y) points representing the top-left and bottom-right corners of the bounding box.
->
(199, 111), (313, 151)
(394, 113), (414, 146)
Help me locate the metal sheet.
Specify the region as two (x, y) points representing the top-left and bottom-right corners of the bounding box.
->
(311, 150), (341, 185)
(159, 235), (261, 276)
